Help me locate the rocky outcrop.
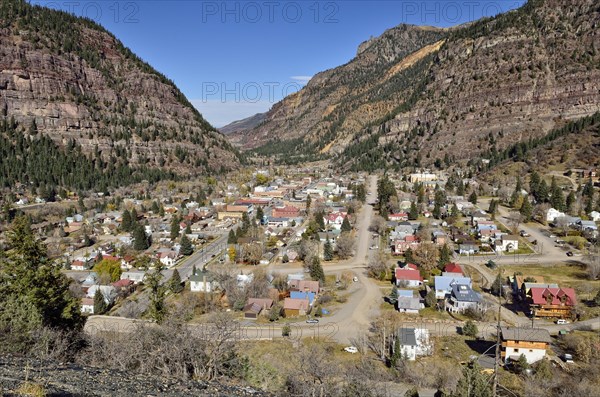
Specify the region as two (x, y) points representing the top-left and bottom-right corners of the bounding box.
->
(229, 0), (600, 169)
(0, 0), (240, 176)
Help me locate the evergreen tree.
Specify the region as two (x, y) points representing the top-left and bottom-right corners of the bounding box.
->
(185, 223), (192, 234)
(133, 224), (149, 251)
(151, 201), (160, 213)
(404, 247), (414, 263)
(130, 208), (138, 224)
(241, 211), (250, 233)
(169, 269), (183, 293)
(408, 202), (419, 220)
(341, 216), (352, 232)
(256, 206), (264, 221)
(536, 179), (549, 203)
(520, 197), (533, 222)
(93, 290), (108, 314)
(121, 209), (132, 231)
(462, 320), (478, 338)
(389, 286), (399, 306)
(566, 191), (576, 213)
(309, 256), (325, 284)
(227, 229), (237, 244)
(180, 234), (193, 256)
(170, 216), (180, 240)
(432, 204), (441, 219)
(529, 171), (540, 197)
(468, 191), (478, 205)
(0, 216), (83, 348)
(425, 289), (437, 308)
(146, 266), (167, 323)
(550, 177), (565, 211)
(323, 238), (334, 261)
(515, 354), (530, 374)
(306, 194), (312, 213)
(451, 364), (492, 397)
(438, 244), (451, 268)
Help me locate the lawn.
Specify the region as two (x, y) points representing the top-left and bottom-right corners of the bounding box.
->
(501, 263), (597, 288)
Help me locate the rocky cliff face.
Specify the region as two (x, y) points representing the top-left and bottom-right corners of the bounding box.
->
(0, 0), (241, 178)
(229, 0), (600, 170)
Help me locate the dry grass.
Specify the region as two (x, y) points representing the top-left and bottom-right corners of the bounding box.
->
(502, 263), (598, 288)
(16, 382), (46, 397)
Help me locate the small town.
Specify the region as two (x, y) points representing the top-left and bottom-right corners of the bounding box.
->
(1, 0), (599, 396)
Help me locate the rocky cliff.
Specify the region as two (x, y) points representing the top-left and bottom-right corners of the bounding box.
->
(0, 0), (241, 183)
(229, 0), (600, 170)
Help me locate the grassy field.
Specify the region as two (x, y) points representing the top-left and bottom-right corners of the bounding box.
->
(501, 263), (597, 288)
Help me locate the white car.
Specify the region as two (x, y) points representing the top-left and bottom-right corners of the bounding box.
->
(344, 346), (358, 354)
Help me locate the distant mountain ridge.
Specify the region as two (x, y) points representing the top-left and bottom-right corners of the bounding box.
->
(219, 113), (266, 136)
(228, 0), (600, 171)
(0, 0), (241, 190)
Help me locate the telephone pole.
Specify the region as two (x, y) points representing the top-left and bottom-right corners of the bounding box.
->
(492, 267), (503, 397)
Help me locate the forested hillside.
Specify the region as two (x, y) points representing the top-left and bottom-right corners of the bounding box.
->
(0, 0), (242, 192)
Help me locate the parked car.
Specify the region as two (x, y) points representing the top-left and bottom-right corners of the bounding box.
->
(563, 353), (574, 363)
(344, 346), (358, 354)
(556, 319), (568, 325)
(306, 318), (319, 324)
(566, 251), (574, 257)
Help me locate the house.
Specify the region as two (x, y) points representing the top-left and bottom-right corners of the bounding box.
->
(471, 211), (489, 225)
(579, 220), (598, 232)
(394, 268), (424, 288)
(86, 285), (117, 304)
(158, 250), (179, 267)
(434, 275), (472, 299)
(389, 212), (409, 222)
(190, 270), (216, 292)
(496, 235), (519, 252)
(590, 211), (600, 222)
(71, 259), (92, 271)
(81, 298), (95, 314)
(500, 327), (551, 364)
(443, 263), (464, 276)
(529, 287), (576, 319)
(396, 297), (423, 314)
(120, 270), (147, 284)
(458, 242), (479, 255)
(393, 235), (420, 255)
(293, 280), (320, 294)
(243, 298), (274, 319)
(283, 298), (310, 317)
(290, 291), (316, 305)
(546, 208), (566, 223)
(395, 328), (432, 361)
(272, 205), (300, 218)
(447, 284), (482, 313)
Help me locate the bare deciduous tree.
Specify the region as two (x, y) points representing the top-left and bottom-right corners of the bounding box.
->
(336, 232), (355, 259)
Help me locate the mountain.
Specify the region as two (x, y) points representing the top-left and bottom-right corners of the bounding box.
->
(230, 0), (600, 171)
(220, 113), (266, 135)
(0, 0), (241, 191)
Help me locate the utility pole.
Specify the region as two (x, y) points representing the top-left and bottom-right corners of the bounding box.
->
(492, 267), (503, 397)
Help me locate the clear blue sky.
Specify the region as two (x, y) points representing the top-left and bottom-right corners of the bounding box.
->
(34, 0), (525, 127)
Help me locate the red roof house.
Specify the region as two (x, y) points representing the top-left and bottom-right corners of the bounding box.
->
(394, 268), (424, 287)
(529, 287), (576, 319)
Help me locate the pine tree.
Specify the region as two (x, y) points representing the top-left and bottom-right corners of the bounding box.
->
(438, 244), (451, 268)
(306, 194), (312, 213)
(93, 290), (108, 314)
(185, 223), (192, 234)
(170, 216), (180, 240)
(151, 201), (160, 213)
(408, 202), (419, 220)
(550, 177), (565, 211)
(227, 229), (237, 244)
(256, 206), (264, 221)
(180, 234), (193, 256)
(121, 209), (132, 231)
(147, 266), (167, 324)
(309, 256), (325, 284)
(323, 238), (334, 261)
(425, 289), (437, 308)
(389, 286), (399, 306)
(468, 191), (478, 205)
(341, 217), (352, 232)
(169, 269), (183, 293)
(462, 320), (478, 338)
(520, 197), (533, 222)
(133, 224), (149, 251)
(404, 247), (414, 263)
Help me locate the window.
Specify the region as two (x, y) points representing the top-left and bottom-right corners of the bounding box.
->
(529, 350), (533, 353)
(514, 349), (519, 353)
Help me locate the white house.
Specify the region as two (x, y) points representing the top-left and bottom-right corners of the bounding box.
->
(158, 250), (178, 267)
(86, 285), (117, 304)
(546, 208), (565, 223)
(121, 270), (147, 284)
(501, 327), (551, 364)
(190, 271), (216, 292)
(590, 211), (600, 222)
(81, 298), (95, 314)
(396, 328), (432, 361)
(496, 235), (519, 252)
(394, 268), (423, 288)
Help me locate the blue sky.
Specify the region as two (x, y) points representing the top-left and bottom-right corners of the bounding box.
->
(34, 0), (525, 127)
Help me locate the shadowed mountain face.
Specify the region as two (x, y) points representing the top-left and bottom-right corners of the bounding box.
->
(229, 0), (600, 171)
(0, 0), (242, 187)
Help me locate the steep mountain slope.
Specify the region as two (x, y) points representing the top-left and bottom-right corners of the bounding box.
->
(232, 0), (600, 170)
(227, 24), (448, 162)
(0, 0), (241, 190)
(219, 113), (266, 135)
